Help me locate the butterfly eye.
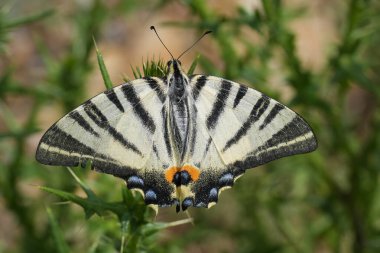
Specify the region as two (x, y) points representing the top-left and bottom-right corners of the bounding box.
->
(167, 60), (173, 67)
(178, 60), (182, 65)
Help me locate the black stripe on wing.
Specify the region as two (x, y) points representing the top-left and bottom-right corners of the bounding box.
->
(105, 89), (124, 112)
(206, 80), (232, 130)
(84, 101), (142, 156)
(69, 111), (100, 137)
(233, 84), (248, 108)
(232, 116), (317, 171)
(36, 125), (108, 166)
(121, 84), (156, 133)
(259, 103), (285, 130)
(259, 116), (315, 149)
(191, 75), (207, 101)
(188, 105), (198, 157)
(201, 137), (212, 161)
(161, 107), (172, 159)
(222, 94), (270, 152)
(144, 77), (166, 103)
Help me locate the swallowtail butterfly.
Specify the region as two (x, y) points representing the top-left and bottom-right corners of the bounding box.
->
(36, 27), (317, 212)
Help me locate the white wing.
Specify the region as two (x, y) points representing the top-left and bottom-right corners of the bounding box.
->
(185, 75), (317, 207)
(36, 77), (176, 207)
(36, 74), (317, 210)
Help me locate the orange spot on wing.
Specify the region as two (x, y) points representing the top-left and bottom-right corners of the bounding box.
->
(182, 164), (200, 181)
(165, 166), (180, 183)
(165, 165), (201, 183)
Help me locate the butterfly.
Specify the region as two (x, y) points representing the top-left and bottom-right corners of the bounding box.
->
(36, 27), (317, 212)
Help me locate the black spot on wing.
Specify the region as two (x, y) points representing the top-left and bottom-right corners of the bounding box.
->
(233, 84), (248, 108)
(222, 94), (270, 152)
(191, 75), (207, 101)
(121, 84), (156, 133)
(69, 111), (100, 137)
(105, 89), (124, 112)
(84, 101), (142, 156)
(206, 80), (232, 130)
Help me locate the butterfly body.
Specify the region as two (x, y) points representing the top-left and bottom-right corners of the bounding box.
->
(36, 59), (317, 212)
(167, 60), (192, 163)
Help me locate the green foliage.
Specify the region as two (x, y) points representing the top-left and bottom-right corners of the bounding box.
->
(46, 207), (70, 253)
(41, 168), (192, 252)
(94, 38), (113, 90)
(43, 0), (108, 112)
(126, 55), (199, 80)
(129, 57), (168, 80)
(187, 54), (200, 76)
(0, 7), (54, 52)
(1, 0), (380, 253)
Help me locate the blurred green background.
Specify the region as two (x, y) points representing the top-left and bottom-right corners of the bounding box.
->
(1, 0), (380, 252)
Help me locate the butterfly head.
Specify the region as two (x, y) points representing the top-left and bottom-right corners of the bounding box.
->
(150, 25), (211, 80)
(150, 26), (211, 96)
(167, 59), (188, 96)
(167, 59), (183, 75)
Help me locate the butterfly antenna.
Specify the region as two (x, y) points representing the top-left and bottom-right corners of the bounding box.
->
(150, 26), (174, 59)
(177, 30), (212, 60)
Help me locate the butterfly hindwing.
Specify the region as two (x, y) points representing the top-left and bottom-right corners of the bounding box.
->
(36, 77), (177, 207)
(185, 75), (317, 207)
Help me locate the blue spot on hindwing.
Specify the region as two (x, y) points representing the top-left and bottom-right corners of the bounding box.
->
(182, 197), (194, 211)
(127, 176), (144, 189)
(145, 189), (157, 204)
(218, 173), (234, 187)
(209, 188), (218, 202)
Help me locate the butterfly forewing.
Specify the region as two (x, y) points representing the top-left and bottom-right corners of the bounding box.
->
(192, 75), (317, 166)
